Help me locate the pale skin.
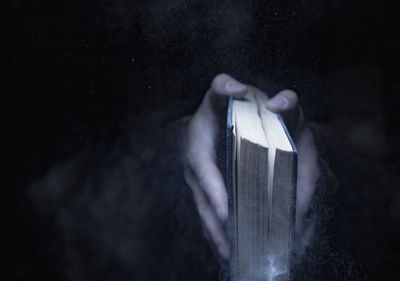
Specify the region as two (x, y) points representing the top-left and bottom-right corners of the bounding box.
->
(183, 74), (319, 260)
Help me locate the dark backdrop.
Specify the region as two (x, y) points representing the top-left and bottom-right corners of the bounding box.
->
(2, 0), (400, 280)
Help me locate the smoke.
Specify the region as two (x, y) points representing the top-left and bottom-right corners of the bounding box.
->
(238, 254), (288, 281)
(29, 112), (222, 281)
(102, 0), (342, 73)
(27, 1), (366, 280)
(141, 1), (253, 50)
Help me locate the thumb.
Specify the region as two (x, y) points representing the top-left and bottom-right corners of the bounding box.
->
(206, 73), (248, 109)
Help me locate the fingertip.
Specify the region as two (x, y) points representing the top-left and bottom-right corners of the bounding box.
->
(279, 89), (298, 104)
(216, 205), (228, 222)
(218, 245), (230, 260)
(214, 186), (228, 221)
(210, 73), (248, 98)
(266, 95), (289, 112)
(210, 73), (231, 93)
(266, 89), (298, 112)
(225, 80), (248, 97)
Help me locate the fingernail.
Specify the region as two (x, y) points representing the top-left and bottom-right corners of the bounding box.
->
(218, 245), (230, 259)
(267, 96), (289, 109)
(216, 206), (228, 221)
(225, 80), (246, 92)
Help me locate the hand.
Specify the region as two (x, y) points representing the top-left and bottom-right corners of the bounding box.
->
(183, 74), (318, 260)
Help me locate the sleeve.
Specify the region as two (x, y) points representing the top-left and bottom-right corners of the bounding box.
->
(29, 116), (220, 281)
(291, 129), (364, 281)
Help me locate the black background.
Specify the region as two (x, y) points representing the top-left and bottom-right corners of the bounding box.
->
(2, 0), (400, 280)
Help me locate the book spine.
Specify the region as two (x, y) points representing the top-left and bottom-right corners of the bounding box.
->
(226, 98), (235, 281)
(289, 152), (297, 281)
(277, 114), (297, 153)
(277, 115), (298, 281)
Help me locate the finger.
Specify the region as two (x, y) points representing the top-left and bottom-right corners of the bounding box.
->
(192, 156), (228, 221)
(210, 73), (248, 98)
(266, 89), (298, 113)
(295, 127), (319, 230)
(206, 74), (248, 108)
(184, 168), (230, 259)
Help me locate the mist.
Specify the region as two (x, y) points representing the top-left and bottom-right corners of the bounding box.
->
(3, 0), (400, 280)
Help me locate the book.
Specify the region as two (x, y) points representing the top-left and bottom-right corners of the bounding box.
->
(226, 93), (297, 281)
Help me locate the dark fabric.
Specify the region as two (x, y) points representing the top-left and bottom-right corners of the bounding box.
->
(30, 116), (219, 281)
